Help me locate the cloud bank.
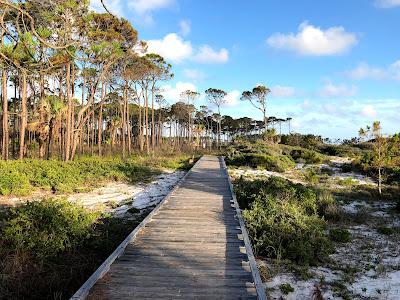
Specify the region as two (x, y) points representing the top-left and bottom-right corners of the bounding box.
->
(267, 22), (358, 56)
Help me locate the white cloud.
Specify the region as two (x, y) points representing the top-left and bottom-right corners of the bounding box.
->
(389, 60), (400, 80)
(147, 33), (193, 64)
(146, 33), (229, 64)
(194, 45), (229, 64)
(271, 85), (296, 98)
(361, 104), (377, 118)
(291, 119), (301, 130)
(374, 0), (400, 8)
(179, 20), (191, 36)
(127, 0), (176, 25)
(302, 99), (311, 109)
(90, 0), (123, 16)
(346, 63), (387, 80)
(267, 21), (358, 56)
(319, 82), (358, 98)
(183, 69), (207, 80)
(128, 0), (175, 14)
(224, 90), (240, 107)
(346, 61), (400, 81)
(161, 81), (198, 102)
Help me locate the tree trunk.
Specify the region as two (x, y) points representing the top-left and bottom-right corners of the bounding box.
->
(219, 121), (222, 148)
(80, 76), (86, 154)
(91, 105), (95, 156)
(263, 109), (267, 132)
(151, 87), (155, 150)
(188, 113), (192, 143)
(121, 87), (127, 159)
(126, 90), (132, 156)
(47, 118), (55, 160)
(169, 120), (172, 144)
(2, 70), (8, 160)
(138, 96), (143, 151)
(98, 82), (106, 156)
(145, 92), (149, 154)
(38, 73), (46, 159)
(378, 167), (382, 195)
(12, 78), (17, 158)
(65, 62), (72, 161)
(158, 111), (162, 146)
(19, 71), (27, 159)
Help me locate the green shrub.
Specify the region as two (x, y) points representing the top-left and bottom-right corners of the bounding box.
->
(280, 133), (323, 149)
(329, 228), (351, 243)
(304, 168), (320, 184)
(236, 177), (333, 265)
(2, 198), (99, 259)
(337, 177), (357, 187)
(290, 148), (323, 164)
(316, 190), (335, 214)
(225, 140), (296, 172)
(316, 190), (342, 220)
(0, 170), (30, 196)
(280, 283), (294, 294)
(235, 176), (317, 214)
(227, 152), (295, 173)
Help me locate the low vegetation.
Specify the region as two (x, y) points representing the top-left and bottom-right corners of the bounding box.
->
(226, 137), (330, 174)
(235, 176), (334, 265)
(0, 152), (197, 299)
(0, 154), (193, 196)
(0, 198), (144, 299)
(329, 228), (351, 243)
(228, 134), (400, 299)
(226, 140), (295, 172)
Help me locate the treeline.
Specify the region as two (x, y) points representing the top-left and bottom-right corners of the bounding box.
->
(0, 0), (172, 161)
(0, 1), (293, 161)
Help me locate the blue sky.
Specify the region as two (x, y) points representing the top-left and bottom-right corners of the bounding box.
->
(91, 0), (400, 139)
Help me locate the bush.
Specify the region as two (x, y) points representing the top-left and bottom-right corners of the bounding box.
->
(337, 177), (357, 187)
(280, 133), (323, 149)
(227, 152), (295, 173)
(0, 206), (144, 299)
(329, 228), (351, 243)
(304, 169), (320, 184)
(0, 170), (31, 196)
(280, 283), (294, 294)
(2, 198), (99, 259)
(225, 140), (296, 172)
(236, 177), (333, 265)
(315, 190), (342, 221)
(290, 149), (324, 164)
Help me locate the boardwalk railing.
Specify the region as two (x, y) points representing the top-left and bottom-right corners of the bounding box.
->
(221, 157), (267, 300)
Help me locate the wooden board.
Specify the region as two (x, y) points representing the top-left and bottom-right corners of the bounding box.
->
(71, 156), (265, 300)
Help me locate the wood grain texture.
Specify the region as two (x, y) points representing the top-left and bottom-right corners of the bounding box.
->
(73, 156), (264, 300)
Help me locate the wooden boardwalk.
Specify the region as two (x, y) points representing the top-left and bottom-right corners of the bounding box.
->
(72, 156), (265, 300)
